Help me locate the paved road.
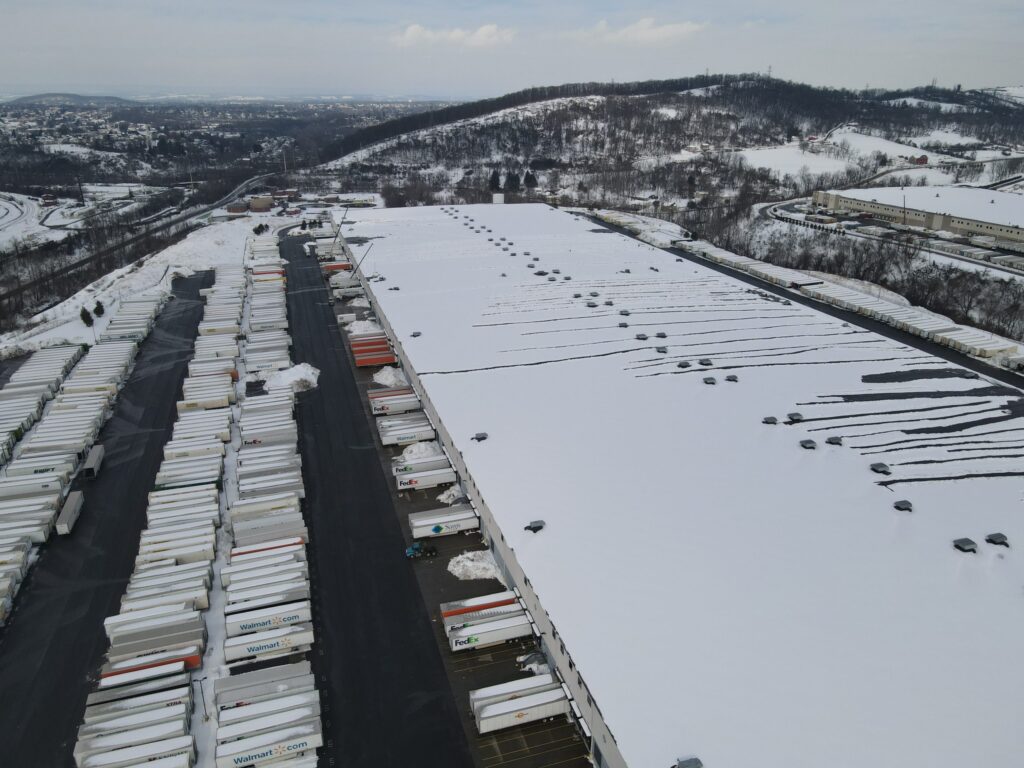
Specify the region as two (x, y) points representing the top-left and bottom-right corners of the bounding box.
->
(0, 272), (210, 767)
(282, 238), (474, 768)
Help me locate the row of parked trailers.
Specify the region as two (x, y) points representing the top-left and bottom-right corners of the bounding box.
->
(441, 590), (573, 734)
(73, 240), (321, 768)
(0, 293), (167, 626)
(0, 344), (84, 465)
(208, 238), (321, 766)
(72, 267), (244, 768)
(346, 232), (578, 742)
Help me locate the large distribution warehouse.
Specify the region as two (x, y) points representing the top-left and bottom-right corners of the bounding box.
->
(813, 185), (1024, 242)
(336, 203), (1024, 768)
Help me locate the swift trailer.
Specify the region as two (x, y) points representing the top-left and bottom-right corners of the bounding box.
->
(475, 687), (570, 735)
(469, 674), (563, 721)
(408, 505), (479, 539)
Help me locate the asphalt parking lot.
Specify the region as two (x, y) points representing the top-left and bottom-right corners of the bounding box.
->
(282, 237), (475, 768)
(0, 272), (211, 767)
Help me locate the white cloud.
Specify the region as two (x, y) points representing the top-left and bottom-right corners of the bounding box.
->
(570, 18), (706, 44)
(391, 23), (516, 48)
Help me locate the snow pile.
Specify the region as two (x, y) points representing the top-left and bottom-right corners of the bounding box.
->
(265, 363), (320, 393)
(345, 319), (382, 335)
(518, 654), (551, 675)
(402, 441), (443, 460)
(447, 550), (504, 583)
(347, 297), (370, 308)
(436, 483), (463, 505)
(372, 365), (407, 388)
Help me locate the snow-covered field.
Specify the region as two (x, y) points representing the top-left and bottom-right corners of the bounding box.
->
(343, 203), (1024, 768)
(740, 142), (853, 176)
(1, 217), (266, 354)
(829, 127), (958, 163)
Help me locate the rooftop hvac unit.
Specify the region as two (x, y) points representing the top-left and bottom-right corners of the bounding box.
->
(524, 520), (545, 533)
(953, 538), (977, 553)
(893, 500), (913, 512)
(986, 532), (1009, 547)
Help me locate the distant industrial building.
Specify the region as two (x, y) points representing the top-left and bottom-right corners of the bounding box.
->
(814, 186), (1024, 242)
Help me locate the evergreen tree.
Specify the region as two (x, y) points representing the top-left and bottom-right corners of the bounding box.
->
(488, 169), (502, 191)
(93, 301), (105, 317)
(524, 170), (538, 189)
(504, 172), (521, 192)
(80, 307), (94, 327)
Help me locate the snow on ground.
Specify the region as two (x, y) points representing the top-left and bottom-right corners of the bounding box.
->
(345, 319), (382, 336)
(829, 128), (958, 163)
(0, 192), (72, 250)
(884, 97), (972, 113)
(401, 440), (443, 460)
(447, 550), (504, 582)
(739, 142), (853, 176)
(980, 85), (1024, 106)
(346, 297), (370, 308)
(634, 149), (698, 170)
(435, 483), (463, 505)
(43, 143), (124, 158)
(372, 365), (408, 388)
(342, 203), (1024, 768)
(265, 363), (320, 393)
(0, 217), (263, 354)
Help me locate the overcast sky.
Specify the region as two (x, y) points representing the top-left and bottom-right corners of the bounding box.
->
(2, 0), (1021, 99)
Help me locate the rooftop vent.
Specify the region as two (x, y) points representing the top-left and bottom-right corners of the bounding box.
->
(573, 293), (582, 298)
(620, 310), (631, 316)
(471, 432), (489, 442)
(826, 436), (843, 446)
(893, 500), (913, 512)
(636, 334), (649, 340)
(986, 532), (1009, 547)
(553, 269), (561, 274)
(411, 331), (422, 338)
(656, 346), (668, 354)
(677, 361), (691, 369)
(619, 323), (629, 328)
(699, 359), (713, 366)
(800, 439), (817, 449)
(548, 276), (556, 282)
(787, 412), (804, 422)
(525, 520), (545, 533)
(675, 759), (703, 768)
(953, 538), (977, 553)
(605, 300), (614, 306)
(656, 332), (667, 339)
(870, 462), (891, 475)
(563, 276), (572, 280)
(762, 416), (777, 424)
(589, 292), (599, 297)
(725, 375), (738, 382)
(587, 302), (598, 308)
(703, 377), (717, 385)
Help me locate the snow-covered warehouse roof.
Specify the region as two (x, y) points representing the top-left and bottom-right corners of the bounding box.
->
(834, 185), (1024, 228)
(338, 203), (1024, 768)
